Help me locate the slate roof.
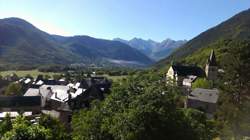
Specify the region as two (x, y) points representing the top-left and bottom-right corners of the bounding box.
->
(36, 80), (44, 85)
(24, 88), (40, 96)
(71, 88), (86, 98)
(24, 78), (32, 84)
(0, 96), (41, 108)
(83, 85), (105, 100)
(44, 85), (86, 103)
(48, 85), (70, 102)
(188, 88), (219, 103)
(39, 85), (53, 99)
(172, 65), (205, 77)
(79, 80), (89, 89)
(43, 80), (58, 85)
(183, 75), (198, 83)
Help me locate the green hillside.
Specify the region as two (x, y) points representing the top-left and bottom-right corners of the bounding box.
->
(0, 18), (153, 69)
(156, 9), (250, 68)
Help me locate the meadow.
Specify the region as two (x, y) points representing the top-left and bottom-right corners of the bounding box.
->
(0, 70), (127, 81)
(0, 70), (59, 78)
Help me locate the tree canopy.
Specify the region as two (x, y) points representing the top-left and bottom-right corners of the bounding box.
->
(0, 115), (69, 140)
(72, 72), (216, 140)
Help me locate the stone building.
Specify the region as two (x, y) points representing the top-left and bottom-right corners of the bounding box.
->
(166, 50), (218, 86)
(186, 88), (219, 118)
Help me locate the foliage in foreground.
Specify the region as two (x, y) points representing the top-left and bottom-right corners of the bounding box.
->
(215, 40), (250, 139)
(0, 115), (69, 140)
(192, 78), (213, 89)
(4, 83), (23, 96)
(72, 72), (217, 140)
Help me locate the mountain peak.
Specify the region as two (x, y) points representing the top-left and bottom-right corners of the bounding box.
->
(0, 17), (37, 30)
(1, 17), (32, 25)
(114, 37), (186, 61)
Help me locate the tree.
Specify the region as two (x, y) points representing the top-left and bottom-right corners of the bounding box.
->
(72, 101), (111, 140)
(0, 114), (12, 137)
(192, 78), (212, 89)
(25, 74), (33, 79)
(72, 72), (217, 140)
(216, 40), (250, 139)
(52, 74), (62, 80)
(1, 116), (52, 140)
(44, 75), (51, 80)
(4, 83), (23, 96)
(64, 72), (71, 81)
(39, 114), (70, 140)
(36, 74), (44, 81)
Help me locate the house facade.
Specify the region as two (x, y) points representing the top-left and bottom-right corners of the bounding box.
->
(166, 65), (204, 86)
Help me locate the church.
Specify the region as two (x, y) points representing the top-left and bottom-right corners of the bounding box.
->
(205, 50), (218, 81)
(166, 50), (218, 87)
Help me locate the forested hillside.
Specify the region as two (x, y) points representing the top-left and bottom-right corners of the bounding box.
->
(156, 9), (250, 68)
(0, 18), (153, 69)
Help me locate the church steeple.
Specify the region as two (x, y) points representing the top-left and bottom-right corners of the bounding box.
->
(205, 50), (218, 81)
(207, 50), (217, 66)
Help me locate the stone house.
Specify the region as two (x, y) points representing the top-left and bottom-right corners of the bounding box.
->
(186, 88), (219, 118)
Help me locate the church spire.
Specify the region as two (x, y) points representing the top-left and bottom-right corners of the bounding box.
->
(205, 49), (218, 81)
(207, 50), (217, 66)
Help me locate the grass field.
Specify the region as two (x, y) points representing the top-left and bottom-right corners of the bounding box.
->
(0, 70), (60, 78)
(102, 74), (127, 81)
(0, 70), (128, 81)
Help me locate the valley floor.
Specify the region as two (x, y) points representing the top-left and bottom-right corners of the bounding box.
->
(0, 70), (59, 77)
(0, 70), (127, 81)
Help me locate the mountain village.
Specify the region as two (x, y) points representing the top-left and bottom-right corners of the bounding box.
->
(0, 74), (111, 128)
(0, 2), (249, 138)
(0, 50), (221, 127)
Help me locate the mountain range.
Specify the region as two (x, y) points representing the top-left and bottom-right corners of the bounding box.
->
(0, 18), (154, 69)
(114, 38), (186, 61)
(2, 8), (249, 70)
(156, 8), (250, 68)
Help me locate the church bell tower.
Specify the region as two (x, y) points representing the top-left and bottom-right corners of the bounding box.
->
(205, 50), (218, 81)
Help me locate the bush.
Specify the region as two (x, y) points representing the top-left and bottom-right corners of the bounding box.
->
(4, 83), (23, 96)
(192, 78), (212, 89)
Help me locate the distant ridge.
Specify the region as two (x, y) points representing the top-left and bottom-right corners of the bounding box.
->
(114, 38), (186, 61)
(0, 17), (154, 69)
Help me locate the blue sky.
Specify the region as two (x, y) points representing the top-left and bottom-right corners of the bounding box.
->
(0, 0), (250, 41)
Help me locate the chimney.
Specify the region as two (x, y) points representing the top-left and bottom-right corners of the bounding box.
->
(55, 92), (60, 100)
(67, 90), (72, 108)
(67, 90), (72, 101)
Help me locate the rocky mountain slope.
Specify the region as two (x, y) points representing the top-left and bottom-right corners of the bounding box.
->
(114, 38), (186, 61)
